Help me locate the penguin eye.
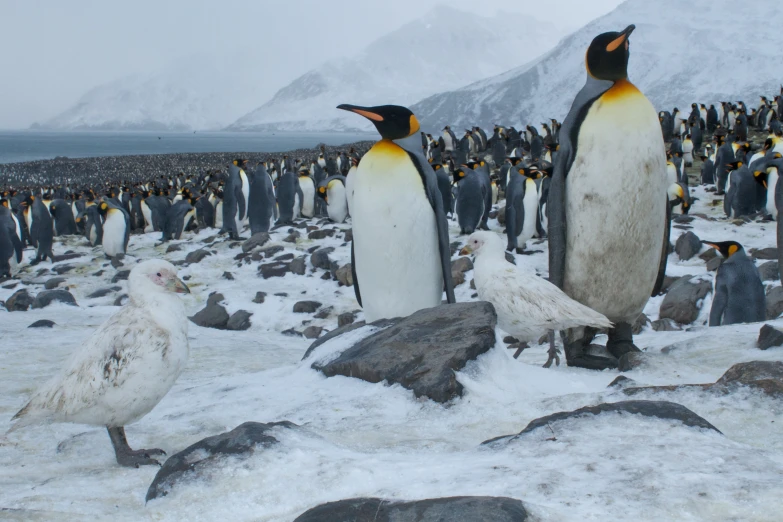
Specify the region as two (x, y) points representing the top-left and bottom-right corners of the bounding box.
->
(156, 272), (162, 277)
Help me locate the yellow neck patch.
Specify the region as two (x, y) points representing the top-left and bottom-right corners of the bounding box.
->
(600, 79), (642, 103)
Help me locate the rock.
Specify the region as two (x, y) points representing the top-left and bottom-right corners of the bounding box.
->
(241, 232), (271, 253)
(483, 400), (721, 445)
(2, 282), (17, 289)
(53, 253), (82, 262)
(713, 361), (783, 397)
(618, 352), (646, 372)
(311, 302), (497, 403)
(32, 290), (77, 309)
(303, 326), (324, 339)
(52, 264), (75, 275)
(282, 328), (303, 337)
(310, 247), (334, 270)
(751, 247), (778, 260)
(675, 231), (702, 260)
(497, 205), (506, 225)
(308, 229), (336, 240)
(758, 261), (780, 282)
(757, 324), (783, 350)
(258, 262), (290, 279)
(44, 277), (66, 290)
(28, 319), (55, 328)
(274, 293), (288, 297)
(113, 294), (128, 306)
(503, 336), (520, 344)
(658, 276), (712, 324)
(766, 286), (783, 320)
(111, 270), (131, 283)
(504, 252), (516, 264)
(706, 256), (723, 272)
(699, 248), (718, 262)
(189, 302), (230, 329)
(338, 312), (356, 328)
(201, 235), (218, 244)
(651, 318), (682, 332)
(184, 249), (211, 264)
(335, 264), (353, 286)
(293, 301), (322, 314)
(207, 293), (225, 306)
(110, 256), (124, 268)
(166, 244), (182, 253)
(87, 286), (121, 299)
(294, 497), (529, 522)
(452, 271), (465, 286)
(289, 256), (307, 276)
(222, 271), (234, 280)
(607, 375), (637, 388)
(274, 253), (295, 262)
(252, 292), (266, 304)
(343, 229), (353, 242)
(632, 313), (650, 334)
(146, 421), (299, 502)
(660, 275), (681, 294)
(226, 310), (253, 331)
(283, 231), (300, 243)
(451, 256), (474, 274)
(257, 245), (284, 258)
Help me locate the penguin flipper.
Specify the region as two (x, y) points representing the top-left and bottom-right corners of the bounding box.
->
(406, 151), (456, 304)
(547, 154), (567, 288)
(651, 196), (671, 297)
(351, 240), (362, 307)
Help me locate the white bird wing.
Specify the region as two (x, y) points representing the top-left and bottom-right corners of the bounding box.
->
(485, 263), (613, 333)
(12, 304), (170, 427)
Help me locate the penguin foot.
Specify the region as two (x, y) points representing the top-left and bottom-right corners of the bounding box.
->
(565, 354), (618, 370)
(115, 448), (166, 468)
(607, 341), (641, 360)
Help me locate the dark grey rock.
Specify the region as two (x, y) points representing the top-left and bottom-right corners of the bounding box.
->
(146, 421), (299, 502)
(451, 257), (474, 274)
(28, 319), (55, 328)
(343, 229), (353, 242)
(274, 293), (288, 297)
(294, 496), (528, 522)
(258, 262), (290, 279)
(314, 306), (333, 320)
(766, 286), (783, 320)
(185, 249), (211, 264)
(757, 324), (783, 350)
(311, 302), (497, 403)
(483, 400), (721, 445)
(675, 231), (702, 260)
(253, 292), (266, 304)
(651, 318), (683, 332)
(715, 360), (783, 397)
(113, 294), (128, 306)
(5, 290), (34, 311)
(607, 375), (637, 388)
(110, 256), (124, 269)
(310, 247), (334, 270)
(207, 293), (225, 306)
(308, 229), (336, 240)
(303, 326), (324, 339)
(618, 352), (646, 372)
(632, 313), (650, 334)
(699, 248), (718, 262)
(283, 231), (300, 243)
(189, 302), (230, 329)
(242, 232), (271, 253)
(335, 264), (353, 286)
(44, 277), (66, 290)
(293, 301), (322, 314)
(338, 312), (356, 328)
(53, 253), (82, 262)
(282, 328), (303, 337)
(111, 270), (131, 283)
(226, 310), (252, 331)
(257, 245), (284, 259)
(32, 290), (77, 309)
(660, 275), (682, 294)
(274, 253), (295, 262)
(166, 244), (183, 253)
(222, 271), (234, 280)
(289, 256), (307, 276)
(2, 282), (18, 289)
(658, 276), (712, 324)
(758, 261), (780, 282)
(504, 252), (516, 265)
(87, 286), (121, 299)
(751, 247), (778, 260)
(52, 264), (75, 275)
(320, 271), (331, 280)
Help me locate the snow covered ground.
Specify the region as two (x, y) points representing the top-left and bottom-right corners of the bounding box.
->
(1, 185), (782, 521)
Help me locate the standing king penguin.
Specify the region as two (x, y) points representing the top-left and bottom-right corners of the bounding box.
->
(337, 104), (455, 321)
(548, 25), (669, 370)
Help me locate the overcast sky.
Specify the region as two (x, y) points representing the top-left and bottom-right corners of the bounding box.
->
(0, 0), (623, 129)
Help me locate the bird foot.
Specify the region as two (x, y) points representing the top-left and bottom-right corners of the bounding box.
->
(565, 354), (618, 370)
(606, 341), (641, 360)
(543, 346), (561, 368)
(509, 342), (529, 359)
(115, 448), (166, 468)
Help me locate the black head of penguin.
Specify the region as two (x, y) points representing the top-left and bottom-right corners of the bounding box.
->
(726, 160), (743, 171)
(585, 24), (635, 81)
(452, 166), (469, 184)
(97, 201), (109, 217)
(519, 166), (542, 179)
(336, 104), (420, 140)
(702, 240), (743, 259)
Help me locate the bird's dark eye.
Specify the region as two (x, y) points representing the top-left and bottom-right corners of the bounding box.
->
(156, 272), (162, 277)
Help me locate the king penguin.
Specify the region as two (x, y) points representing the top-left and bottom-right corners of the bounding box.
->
(317, 175), (349, 223)
(336, 103), (456, 321)
(703, 241), (765, 326)
(98, 200), (130, 258)
(548, 25), (669, 370)
(505, 164), (545, 252)
(298, 167), (316, 219)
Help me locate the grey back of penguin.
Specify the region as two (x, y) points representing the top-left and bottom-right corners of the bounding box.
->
(49, 199), (78, 236)
(31, 197), (54, 262)
(276, 171), (302, 225)
(454, 168), (484, 235)
(709, 249), (765, 326)
(221, 165), (242, 238)
(725, 165), (760, 218)
(162, 200), (194, 242)
(247, 164), (277, 234)
(0, 205), (23, 276)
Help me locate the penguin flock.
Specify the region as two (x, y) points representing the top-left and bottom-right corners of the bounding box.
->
(5, 23), (783, 470)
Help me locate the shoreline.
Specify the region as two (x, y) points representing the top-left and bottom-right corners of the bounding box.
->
(0, 140), (375, 187)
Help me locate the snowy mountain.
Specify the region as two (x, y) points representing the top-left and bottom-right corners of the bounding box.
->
(227, 6), (564, 132)
(411, 0), (783, 131)
(36, 51), (314, 132)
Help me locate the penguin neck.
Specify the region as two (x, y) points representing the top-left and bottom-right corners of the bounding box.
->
(392, 133), (423, 155)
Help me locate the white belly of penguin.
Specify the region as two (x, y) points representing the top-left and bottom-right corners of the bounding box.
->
(518, 178), (539, 247)
(141, 201), (153, 232)
(326, 182), (348, 223)
(102, 211), (126, 257)
(768, 170), (779, 219)
(352, 150), (442, 322)
(564, 91), (666, 323)
(239, 171), (250, 222)
(215, 202), (223, 228)
(300, 178), (315, 218)
(293, 193), (301, 219)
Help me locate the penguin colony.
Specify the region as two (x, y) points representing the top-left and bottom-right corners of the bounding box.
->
(3, 25), (782, 465)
